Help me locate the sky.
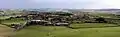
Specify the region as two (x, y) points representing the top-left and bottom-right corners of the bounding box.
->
(0, 0), (120, 9)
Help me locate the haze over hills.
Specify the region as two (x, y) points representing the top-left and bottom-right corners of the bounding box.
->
(24, 8), (120, 11)
(22, 8), (120, 15)
(1, 8), (120, 13)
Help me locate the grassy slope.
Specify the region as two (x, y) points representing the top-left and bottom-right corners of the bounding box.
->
(0, 24), (13, 37)
(13, 25), (120, 37)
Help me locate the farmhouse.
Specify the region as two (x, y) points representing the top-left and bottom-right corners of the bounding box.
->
(26, 20), (50, 26)
(55, 23), (70, 26)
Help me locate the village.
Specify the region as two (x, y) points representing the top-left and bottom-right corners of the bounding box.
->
(0, 10), (118, 30)
(1, 9), (120, 37)
(1, 0), (120, 37)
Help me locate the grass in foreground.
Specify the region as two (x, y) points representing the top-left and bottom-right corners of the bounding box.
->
(12, 25), (120, 37)
(0, 24), (13, 37)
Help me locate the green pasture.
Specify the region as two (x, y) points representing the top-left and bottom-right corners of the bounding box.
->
(12, 25), (120, 37)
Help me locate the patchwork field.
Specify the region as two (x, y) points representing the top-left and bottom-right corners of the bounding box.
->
(1, 13), (120, 37)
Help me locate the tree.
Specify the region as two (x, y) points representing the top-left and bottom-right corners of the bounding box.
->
(0, 20), (1, 24)
(95, 17), (107, 23)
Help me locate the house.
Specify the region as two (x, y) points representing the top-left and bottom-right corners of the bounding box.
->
(55, 23), (70, 26)
(26, 20), (49, 25)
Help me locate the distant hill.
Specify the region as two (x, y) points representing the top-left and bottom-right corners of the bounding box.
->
(97, 9), (120, 11)
(23, 9), (120, 13)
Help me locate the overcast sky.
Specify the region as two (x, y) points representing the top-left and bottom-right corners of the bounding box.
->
(0, 0), (120, 9)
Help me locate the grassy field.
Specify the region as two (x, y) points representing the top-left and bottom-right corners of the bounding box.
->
(1, 18), (25, 25)
(89, 13), (119, 18)
(70, 23), (119, 28)
(12, 25), (120, 37)
(0, 16), (11, 20)
(0, 24), (13, 37)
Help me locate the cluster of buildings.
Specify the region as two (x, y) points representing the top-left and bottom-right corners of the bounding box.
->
(0, 9), (92, 27)
(22, 11), (73, 26)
